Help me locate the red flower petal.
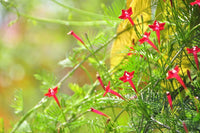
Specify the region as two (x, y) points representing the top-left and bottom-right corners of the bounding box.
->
(119, 7), (134, 26)
(166, 66), (187, 89)
(166, 91), (173, 110)
(90, 108), (109, 118)
(68, 30), (85, 45)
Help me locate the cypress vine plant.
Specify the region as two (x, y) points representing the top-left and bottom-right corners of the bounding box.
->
(1, 0), (200, 132)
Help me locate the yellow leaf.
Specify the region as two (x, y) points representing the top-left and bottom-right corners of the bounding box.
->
(110, 0), (151, 70)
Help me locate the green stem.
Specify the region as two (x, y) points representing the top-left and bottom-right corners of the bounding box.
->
(21, 14), (109, 26)
(51, 0), (105, 19)
(114, 107), (126, 122)
(80, 65), (93, 84)
(11, 97), (47, 133)
(10, 19), (132, 132)
(150, 117), (181, 133)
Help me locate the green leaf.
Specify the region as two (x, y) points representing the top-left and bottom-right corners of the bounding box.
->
(10, 89), (23, 114)
(68, 83), (85, 97)
(34, 71), (58, 93)
(58, 58), (74, 68)
(44, 102), (61, 121)
(15, 121), (32, 133)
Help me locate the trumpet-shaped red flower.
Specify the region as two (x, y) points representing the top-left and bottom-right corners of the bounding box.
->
(45, 86), (61, 108)
(190, 0), (200, 7)
(119, 71), (137, 94)
(149, 20), (165, 44)
(68, 30), (85, 45)
(96, 73), (105, 90)
(103, 81), (125, 100)
(139, 32), (159, 53)
(166, 91), (173, 110)
(118, 7), (134, 26)
(90, 108), (110, 118)
(183, 122), (188, 133)
(186, 46), (200, 70)
(187, 69), (192, 82)
(163, 0), (173, 7)
(166, 66), (187, 89)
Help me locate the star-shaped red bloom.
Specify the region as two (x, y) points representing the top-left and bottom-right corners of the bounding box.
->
(149, 20), (165, 44)
(186, 46), (200, 70)
(45, 86), (61, 108)
(119, 71), (137, 94)
(190, 0), (200, 7)
(139, 32), (159, 53)
(103, 81), (125, 100)
(166, 66), (187, 89)
(118, 7), (134, 26)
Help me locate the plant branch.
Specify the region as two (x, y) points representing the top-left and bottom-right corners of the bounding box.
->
(150, 117), (181, 133)
(11, 97), (47, 133)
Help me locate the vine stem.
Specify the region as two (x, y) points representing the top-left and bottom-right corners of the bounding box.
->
(10, 16), (149, 132)
(10, 25), (131, 132)
(11, 97), (47, 133)
(150, 117), (181, 133)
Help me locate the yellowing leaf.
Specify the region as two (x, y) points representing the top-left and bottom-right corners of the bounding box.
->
(110, 0), (151, 70)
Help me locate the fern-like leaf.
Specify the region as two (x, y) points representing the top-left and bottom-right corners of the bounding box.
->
(34, 71), (58, 93)
(10, 89), (23, 114)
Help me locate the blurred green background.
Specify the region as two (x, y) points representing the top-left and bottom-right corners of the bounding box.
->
(0, 0), (115, 130)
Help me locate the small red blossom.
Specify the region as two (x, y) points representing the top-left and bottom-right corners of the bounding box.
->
(119, 71), (137, 94)
(190, 0), (200, 7)
(68, 30), (85, 45)
(149, 20), (165, 44)
(103, 81), (125, 100)
(127, 47), (134, 56)
(187, 69), (192, 82)
(166, 66), (187, 89)
(90, 108), (110, 118)
(166, 91), (173, 110)
(118, 7), (134, 26)
(45, 86), (61, 108)
(96, 73), (105, 90)
(139, 32), (159, 53)
(183, 122), (189, 133)
(127, 47), (146, 59)
(186, 46), (200, 70)
(163, 0), (173, 7)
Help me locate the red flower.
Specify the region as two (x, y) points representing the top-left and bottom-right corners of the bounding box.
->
(186, 46), (200, 70)
(90, 108), (110, 118)
(68, 30), (85, 45)
(187, 69), (192, 82)
(166, 91), (173, 110)
(163, 0), (173, 7)
(118, 7), (134, 26)
(183, 122), (188, 133)
(45, 86), (61, 108)
(149, 20), (165, 44)
(139, 32), (159, 53)
(96, 73), (105, 90)
(190, 0), (200, 7)
(103, 81), (125, 100)
(119, 71), (137, 94)
(166, 66), (187, 89)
